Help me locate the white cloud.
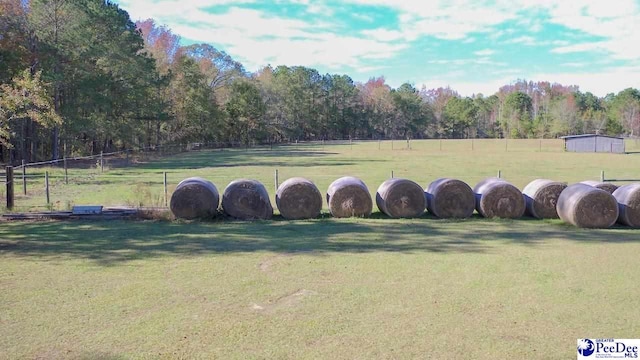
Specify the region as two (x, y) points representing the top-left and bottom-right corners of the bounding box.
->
(419, 66), (640, 97)
(531, 67), (640, 96)
(115, 0), (640, 94)
(361, 28), (405, 42)
(504, 36), (539, 46)
(474, 49), (494, 56)
(561, 62), (587, 68)
(117, 1), (407, 72)
(551, 42), (604, 54)
(419, 76), (518, 97)
(427, 57), (506, 67)
(172, 24), (407, 71)
(355, 65), (388, 73)
(542, 0), (640, 60)
(345, 0), (518, 41)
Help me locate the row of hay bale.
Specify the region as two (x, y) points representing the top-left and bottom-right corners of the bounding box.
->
(169, 176), (640, 228)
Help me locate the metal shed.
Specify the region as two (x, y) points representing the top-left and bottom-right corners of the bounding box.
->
(560, 134), (625, 153)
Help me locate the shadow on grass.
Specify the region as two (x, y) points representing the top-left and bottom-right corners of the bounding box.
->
(132, 148), (389, 171)
(1, 216), (639, 266)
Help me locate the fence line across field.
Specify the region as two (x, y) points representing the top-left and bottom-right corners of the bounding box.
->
(2, 139), (637, 210)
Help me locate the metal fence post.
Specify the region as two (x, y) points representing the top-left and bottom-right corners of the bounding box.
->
(6, 166), (14, 210)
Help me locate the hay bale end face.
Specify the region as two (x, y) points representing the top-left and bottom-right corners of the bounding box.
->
(376, 178), (425, 218)
(557, 183), (618, 228)
(170, 177), (219, 220)
(613, 183), (640, 227)
(276, 177), (322, 220)
(425, 178), (475, 218)
(580, 180), (619, 195)
(522, 179), (567, 219)
(327, 176), (373, 218)
(473, 178), (525, 219)
(222, 179), (273, 220)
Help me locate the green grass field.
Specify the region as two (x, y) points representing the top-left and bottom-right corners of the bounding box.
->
(5, 138), (640, 212)
(2, 139), (640, 359)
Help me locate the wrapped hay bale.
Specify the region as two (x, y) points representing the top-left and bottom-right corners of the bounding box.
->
(170, 177), (219, 219)
(522, 179), (567, 219)
(425, 178), (475, 219)
(376, 178), (425, 218)
(326, 176), (373, 218)
(473, 178), (525, 218)
(275, 177), (322, 220)
(557, 183), (618, 228)
(613, 183), (640, 227)
(580, 180), (619, 194)
(222, 179), (273, 220)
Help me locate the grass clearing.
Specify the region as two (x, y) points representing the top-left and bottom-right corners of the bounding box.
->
(2, 139), (640, 359)
(6, 139), (640, 212)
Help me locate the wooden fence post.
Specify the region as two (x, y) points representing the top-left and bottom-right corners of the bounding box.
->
(6, 166), (14, 210)
(274, 169), (279, 193)
(64, 156), (68, 185)
(163, 172), (168, 207)
(22, 160), (26, 195)
(100, 151), (104, 172)
(45, 171), (50, 205)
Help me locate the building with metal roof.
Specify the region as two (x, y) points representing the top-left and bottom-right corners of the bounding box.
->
(560, 134), (625, 153)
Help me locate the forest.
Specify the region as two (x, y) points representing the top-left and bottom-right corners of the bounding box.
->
(1, 0), (640, 163)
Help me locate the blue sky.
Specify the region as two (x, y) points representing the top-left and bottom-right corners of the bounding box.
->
(114, 0), (640, 96)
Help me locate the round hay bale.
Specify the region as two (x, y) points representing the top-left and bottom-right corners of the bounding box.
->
(613, 183), (640, 227)
(275, 177), (322, 220)
(326, 176), (372, 218)
(222, 179), (273, 220)
(580, 180), (619, 194)
(375, 178), (425, 218)
(425, 178), (475, 218)
(473, 178), (525, 218)
(557, 183), (618, 228)
(170, 177), (219, 220)
(522, 179), (567, 219)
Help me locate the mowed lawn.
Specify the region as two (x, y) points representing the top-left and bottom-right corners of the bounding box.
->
(1, 139), (640, 359)
(6, 138), (640, 211)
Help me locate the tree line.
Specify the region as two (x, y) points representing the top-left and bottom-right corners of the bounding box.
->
(2, 0), (640, 163)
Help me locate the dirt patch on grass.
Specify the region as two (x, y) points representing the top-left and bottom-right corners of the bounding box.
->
(252, 289), (318, 313)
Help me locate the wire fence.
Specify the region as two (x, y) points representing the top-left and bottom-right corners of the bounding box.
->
(2, 138), (639, 212)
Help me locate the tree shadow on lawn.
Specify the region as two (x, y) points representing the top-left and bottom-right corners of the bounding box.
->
(133, 149), (367, 170)
(1, 216), (638, 266)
